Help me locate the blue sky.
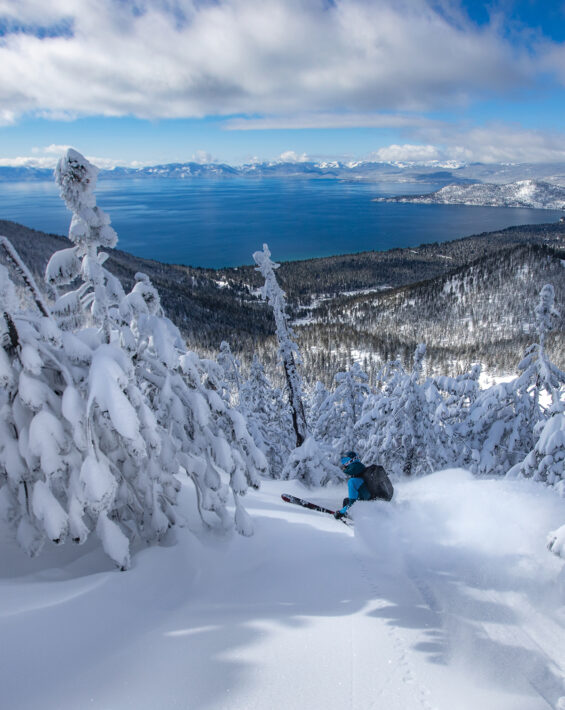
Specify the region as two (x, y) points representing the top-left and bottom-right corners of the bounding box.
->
(1, 0), (565, 167)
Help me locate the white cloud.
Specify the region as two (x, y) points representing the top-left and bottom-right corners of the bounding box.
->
(417, 123), (565, 164)
(0, 153), (146, 169)
(0, 156), (57, 168)
(0, 0), (552, 121)
(370, 144), (441, 163)
(369, 124), (565, 165)
(32, 143), (72, 155)
(0, 109), (16, 126)
(17, 144), (128, 169)
(191, 150), (214, 164)
(224, 112), (440, 131)
(277, 150), (309, 163)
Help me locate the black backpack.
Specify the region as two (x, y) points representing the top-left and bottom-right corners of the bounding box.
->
(362, 464), (394, 502)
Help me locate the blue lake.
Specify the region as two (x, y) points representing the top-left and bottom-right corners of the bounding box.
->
(0, 177), (562, 268)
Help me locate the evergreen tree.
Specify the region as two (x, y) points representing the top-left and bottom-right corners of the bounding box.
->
(0, 150), (267, 568)
(508, 284), (565, 484)
(47, 149), (124, 340)
(239, 355), (293, 478)
(0, 255), (85, 560)
(217, 340), (241, 405)
(516, 284), (564, 418)
(253, 244), (308, 447)
(467, 285), (564, 477)
(356, 358), (405, 466)
(433, 364), (481, 466)
(281, 436), (343, 487)
(307, 380), (330, 431)
(314, 362), (370, 454)
(357, 345), (438, 476)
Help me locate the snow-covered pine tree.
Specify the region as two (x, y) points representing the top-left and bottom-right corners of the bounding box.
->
(1, 149), (267, 568)
(463, 377), (535, 476)
(252, 245), (342, 486)
(217, 340), (241, 405)
(433, 364), (481, 466)
(308, 380), (330, 431)
(119, 271), (267, 536)
(467, 285), (564, 478)
(253, 244), (308, 447)
(0, 245), (179, 568)
(239, 354), (293, 478)
(357, 345), (439, 476)
(312, 385), (336, 446)
(356, 358), (405, 466)
(46, 149), (124, 339)
(508, 284), (565, 485)
(196, 354), (267, 531)
(271, 385), (296, 467)
(516, 284), (564, 419)
(314, 362), (370, 454)
(282, 436), (343, 487)
(1, 237), (51, 318)
(0, 250), (83, 560)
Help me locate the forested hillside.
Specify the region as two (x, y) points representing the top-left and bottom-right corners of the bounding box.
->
(1, 218), (563, 385)
(297, 242), (565, 384)
(0, 220), (271, 352)
(214, 220), (565, 303)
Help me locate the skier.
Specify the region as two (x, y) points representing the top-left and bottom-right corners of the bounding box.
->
(334, 451), (372, 519)
(335, 450), (394, 519)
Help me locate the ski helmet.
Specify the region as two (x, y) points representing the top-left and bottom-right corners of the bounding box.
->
(340, 451), (358, 467)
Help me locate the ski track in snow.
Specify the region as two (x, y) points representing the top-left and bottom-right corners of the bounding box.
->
(1, 469), (565, 710)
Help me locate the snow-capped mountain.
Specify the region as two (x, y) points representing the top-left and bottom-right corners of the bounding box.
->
(0, 166), (54, 182)
(377, 179), (565, 209)
(2, 160), (565, 186)
(0, 159), (459, 182)
(98, 160), (396, 180)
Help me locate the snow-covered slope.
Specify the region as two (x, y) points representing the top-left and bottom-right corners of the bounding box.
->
(377, 179), (565, 209)
(1, 472), (564, 710)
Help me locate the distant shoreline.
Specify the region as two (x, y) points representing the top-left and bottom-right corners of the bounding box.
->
(1, 179), (563, 269)
(374, 178), (565, 211)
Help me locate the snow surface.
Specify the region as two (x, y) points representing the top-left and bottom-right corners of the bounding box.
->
(1, 470), (564, 710)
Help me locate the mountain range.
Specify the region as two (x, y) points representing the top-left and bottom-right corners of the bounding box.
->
(2, 160), (565, 188)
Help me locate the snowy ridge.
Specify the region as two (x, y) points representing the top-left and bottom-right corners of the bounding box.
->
(377, 179), (565, 209)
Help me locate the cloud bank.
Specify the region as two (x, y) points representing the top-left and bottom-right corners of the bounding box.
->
(0, 0), (554, 121)
(0, 144), (146, 169)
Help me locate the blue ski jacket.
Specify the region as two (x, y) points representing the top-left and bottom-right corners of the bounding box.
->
(339, 461), (371, 514)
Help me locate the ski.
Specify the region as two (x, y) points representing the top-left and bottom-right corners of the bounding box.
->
(281, 494), (352, 525)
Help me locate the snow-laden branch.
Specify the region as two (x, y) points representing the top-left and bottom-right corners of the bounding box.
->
(0, 237), (50, 317)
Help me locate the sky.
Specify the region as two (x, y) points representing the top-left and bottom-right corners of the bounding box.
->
(1, 0), (565, 167)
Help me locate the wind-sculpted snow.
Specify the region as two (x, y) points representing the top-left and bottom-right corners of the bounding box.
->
(1, 474), (563, 710)
(377, 179), (565, 209)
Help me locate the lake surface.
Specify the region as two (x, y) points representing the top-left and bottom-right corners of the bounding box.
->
(0, 177), (562, 268)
